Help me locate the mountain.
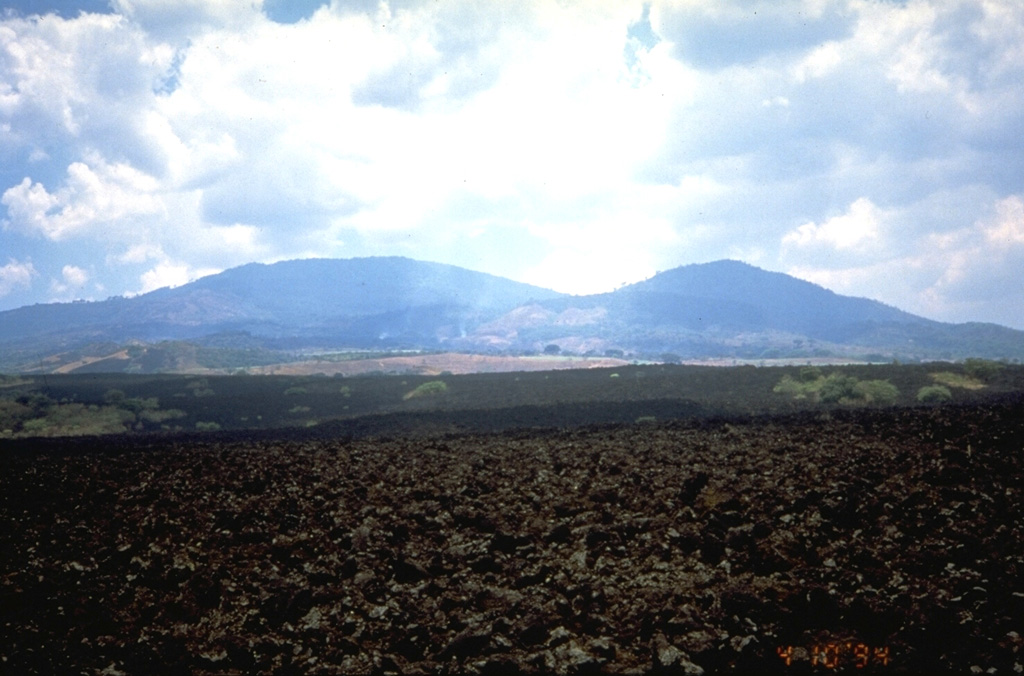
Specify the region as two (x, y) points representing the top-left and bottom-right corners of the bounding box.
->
(623, 260), (922, 335)
(1, 257), (1021, 373)
(458, 260), (1023, 361)
(0, 257), (564, 369)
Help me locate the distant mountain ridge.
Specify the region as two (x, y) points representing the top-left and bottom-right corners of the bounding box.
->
(1, 257), (1021, 373)
(0, 257), (561, 344)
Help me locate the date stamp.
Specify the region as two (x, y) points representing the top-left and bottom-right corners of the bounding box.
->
(777, 642), (891, 669)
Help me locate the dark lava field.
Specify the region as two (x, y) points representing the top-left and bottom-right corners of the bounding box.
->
(2, 395), (1024, 674)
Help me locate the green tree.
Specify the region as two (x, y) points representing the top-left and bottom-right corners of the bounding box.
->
(16, 393), (54, 416)
(819, 374), (860, 404)
(773, 375), (805, 398)
(963, 358), (1003, 382)
(103, 389), (126, 405)
(799, 365), (823, 382)
(0, 399), (32, 432)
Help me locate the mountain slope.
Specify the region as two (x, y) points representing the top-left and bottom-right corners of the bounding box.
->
(0, 257), (564, 362)
(625, 260), (924, 335)
(1, 257), (1021, 372)
(611, 262), (1024, 358)
(470, 260), (1022, 361)
(179, 257), (563, 323)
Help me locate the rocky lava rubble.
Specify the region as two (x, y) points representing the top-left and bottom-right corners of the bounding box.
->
(2, 400), (1023, 674)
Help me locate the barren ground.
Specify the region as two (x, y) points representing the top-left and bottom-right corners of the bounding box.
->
(2, 395), (1023, 674)
(248, 353), (631, 377)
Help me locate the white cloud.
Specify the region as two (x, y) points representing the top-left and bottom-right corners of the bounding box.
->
(0, 0), (1022, 330)
(793, 41), (843, 82)
(783, 197), (883, 251)
(982, 194), (1024, 246)
(761, 96), (790, 108)
(927, 195), (1024, 313)
(136, 259), (219, 295)
(115, 242), (165, 264)
(111, 0), (265, 42)
(787, 193), (1024, 328)
(0, 259), (35, 297)
(61, 264), (88, 286)
(521, 206), (679, 295)
(0, 12), (174, 170)
(2, 156), (163, 240)
(49, 263), (90, 298)
(525, 248), (654, 298)
(138, 261), (189, 293)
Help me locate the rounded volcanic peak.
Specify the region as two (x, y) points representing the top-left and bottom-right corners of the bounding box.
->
(622, 260), (924, 336)
(185, 257), (563, 319)
(634, 260), (822, 300)
(0, 257), (566, 359)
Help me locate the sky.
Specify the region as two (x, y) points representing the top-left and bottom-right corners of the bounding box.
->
(1, 0), (1023, 329)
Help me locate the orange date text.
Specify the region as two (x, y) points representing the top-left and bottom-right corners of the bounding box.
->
(776, 642), (890, 669)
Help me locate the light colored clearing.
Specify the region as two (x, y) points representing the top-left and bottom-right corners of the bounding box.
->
(677, 357), (872, 367)
(53, 350), (131, 374)
(251, 352), (631, 376)
(247, 354), (879, 376)
(930, 372), (986, 390)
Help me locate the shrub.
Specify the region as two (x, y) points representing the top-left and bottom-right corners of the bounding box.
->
(118, 397), (160, 414)
(854, 379), (900, 405)
(775, 371), (896, 405)
(799, 365), (823, 383)
(0, 399), (32, 430)
(819, 374), (861, 404)
(773, 372), (831, 401)
(104, 390), (160, 413)
(103, 389), (126, 405)
(16, 393), (54, 415)
(403, 380), (449, 400)
(773, 375), (806, 398)
(963, 358), (1004, 382)
(917, 385), (952, 403)
(20, 418), (52, 435)
(283, 386), (308, 396)
(18, 404), (131, 437)
(195, 421), (222, 432)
